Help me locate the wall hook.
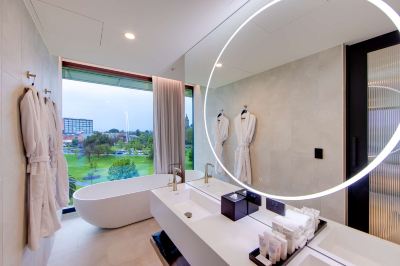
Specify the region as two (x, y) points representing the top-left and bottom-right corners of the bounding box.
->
(26, 71), (36, 79)
(26, 71), (37, 85)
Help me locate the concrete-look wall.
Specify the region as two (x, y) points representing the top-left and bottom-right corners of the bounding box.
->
(195, 45), (346, 223)
(0, 0), (61, 265)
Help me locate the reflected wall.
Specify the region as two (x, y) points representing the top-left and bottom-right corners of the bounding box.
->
(203, 45), (346, 223)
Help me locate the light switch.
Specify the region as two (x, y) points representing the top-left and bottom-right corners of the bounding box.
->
(315, 148), (323, 159)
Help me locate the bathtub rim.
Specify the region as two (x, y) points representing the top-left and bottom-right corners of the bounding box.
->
(72, 170), (204, 202)
(73, 173), (173, 201)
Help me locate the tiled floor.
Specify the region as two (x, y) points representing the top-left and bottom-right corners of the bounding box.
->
(48, 213), (163, 266)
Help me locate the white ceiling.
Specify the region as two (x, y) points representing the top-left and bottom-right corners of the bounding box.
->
(186, 0), (400, 87)
(24, 0), (249, 76)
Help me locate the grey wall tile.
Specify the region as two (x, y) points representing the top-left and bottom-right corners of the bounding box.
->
(0, 0), (60, 264)
(2, 0), (22, 79)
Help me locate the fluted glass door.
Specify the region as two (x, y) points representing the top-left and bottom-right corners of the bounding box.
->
(368, 44), (400, 244)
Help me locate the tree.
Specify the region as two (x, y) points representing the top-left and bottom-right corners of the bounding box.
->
(115, 139), (125, 149)
(188, 147), (193, 162)
(93, 143), (111, 157)
(147, 142), (154, 160)
(83, 132), (112, 162)
(72, 138), (79, 147)
(108, 158), (139, 181)
(130, 139), (143, 150)
(185, 127), (193, 145)
(108, 128), (119, 133)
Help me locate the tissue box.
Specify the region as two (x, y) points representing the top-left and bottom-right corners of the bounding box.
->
(221, 192), (247, 221)
(236, 189), (262, 215)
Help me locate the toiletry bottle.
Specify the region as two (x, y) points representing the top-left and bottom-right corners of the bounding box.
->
(259, 234), (268, 257)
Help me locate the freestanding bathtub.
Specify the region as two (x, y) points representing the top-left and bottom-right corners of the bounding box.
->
(73, 170), (204, 228)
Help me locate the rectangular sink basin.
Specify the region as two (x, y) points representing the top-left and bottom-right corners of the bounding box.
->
(309, 222), (400, 265)
(152, 186), (221, 222)
(172, 189), (220, 222)
(287, 247), (341, 266)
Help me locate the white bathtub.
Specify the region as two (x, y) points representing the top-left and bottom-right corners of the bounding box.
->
(73, 170), (204, 228)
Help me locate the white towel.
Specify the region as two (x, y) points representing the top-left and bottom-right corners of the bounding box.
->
(285, 209), (312, 230)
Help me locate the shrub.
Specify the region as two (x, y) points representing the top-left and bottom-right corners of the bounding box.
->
(108, 158), (139, 181)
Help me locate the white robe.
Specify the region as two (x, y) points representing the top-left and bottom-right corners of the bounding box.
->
(20, 87), (61, 250)
(46, 100), (69, 209)
(214, 115), (229, 174)
(234, 112), (256, 184)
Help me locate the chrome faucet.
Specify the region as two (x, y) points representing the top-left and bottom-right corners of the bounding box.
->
(169, 166), (182, 191)
(204, 163), (214, 184)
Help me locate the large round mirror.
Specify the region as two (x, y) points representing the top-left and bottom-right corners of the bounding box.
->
(185, 0), (400, 201)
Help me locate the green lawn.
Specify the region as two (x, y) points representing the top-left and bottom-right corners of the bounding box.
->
(65, 154), (154, 185)
(66, 149), (192, 185)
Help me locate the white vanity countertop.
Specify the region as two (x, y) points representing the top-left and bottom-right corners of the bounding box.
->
(154, 178), (400, 266)
(152, 183), (269, 266)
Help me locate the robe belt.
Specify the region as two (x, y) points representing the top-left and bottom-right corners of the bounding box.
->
(27, 155), (50, 174)
(237, 143), (250, 148)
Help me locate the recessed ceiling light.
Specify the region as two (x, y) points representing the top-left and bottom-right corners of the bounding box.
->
(124, 32), (135, 40)
(215, 62), (223, 68)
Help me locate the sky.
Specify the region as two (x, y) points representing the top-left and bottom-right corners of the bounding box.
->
(62, 79), (193, 132)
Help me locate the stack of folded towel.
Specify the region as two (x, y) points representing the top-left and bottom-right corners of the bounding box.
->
(272, 215), (305, 254)
(271, 207), (320, 254)
(258, 207), (320, 264)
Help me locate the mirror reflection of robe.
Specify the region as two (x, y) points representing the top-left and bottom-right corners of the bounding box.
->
(234, 112), (256, 184)
(214, 115), (229, 174)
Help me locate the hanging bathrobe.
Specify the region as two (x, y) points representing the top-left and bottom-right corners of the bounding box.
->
(234, 112), (256, 184)
(20, 87), (61, 250)
(46, 100), (69, 209)
(214, 115), (229, 174)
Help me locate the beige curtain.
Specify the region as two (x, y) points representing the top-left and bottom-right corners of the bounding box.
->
(153, 76), (185, 175)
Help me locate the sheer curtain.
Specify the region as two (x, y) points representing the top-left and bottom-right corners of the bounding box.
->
(153, 76), (185, 175)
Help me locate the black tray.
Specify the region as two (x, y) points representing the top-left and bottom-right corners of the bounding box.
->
(249, 219), (327, 265)
(314, 219), (327, 238)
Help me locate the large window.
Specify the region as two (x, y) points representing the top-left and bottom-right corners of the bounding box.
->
(62, 63), (194, 204)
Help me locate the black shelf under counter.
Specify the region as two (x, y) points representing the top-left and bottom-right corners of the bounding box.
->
(150, 230), (190, 266)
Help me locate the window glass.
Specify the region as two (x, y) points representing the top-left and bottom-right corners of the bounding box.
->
(185, 88), (194, 170)
(63, 78), (154, 204)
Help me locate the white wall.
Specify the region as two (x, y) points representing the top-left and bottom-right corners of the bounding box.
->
(0, 0), (61, 265)
(158, 55), (186, 81)
(194, 45), (346, 223)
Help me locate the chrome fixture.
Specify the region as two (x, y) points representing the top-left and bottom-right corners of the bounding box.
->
(169, 163), (184, 183)
(26, 71), (36, 85)
(26, 71), (36, 79)
(204, 163), (214, 184)
(169, 167), (182, 191)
